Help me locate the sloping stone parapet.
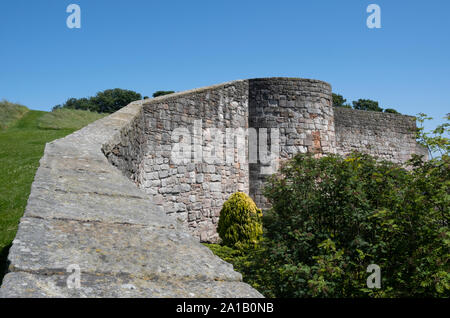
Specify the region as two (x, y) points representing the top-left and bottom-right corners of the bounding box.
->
(0, 99), (263, 298)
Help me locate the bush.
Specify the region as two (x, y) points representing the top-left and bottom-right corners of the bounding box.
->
(217, 192), (263, 249)
(260, 152), (449, 297)
(204, 243), (275, 297)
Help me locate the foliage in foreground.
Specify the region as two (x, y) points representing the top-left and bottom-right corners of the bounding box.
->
(217, 192), (263, 249)
(210, 153), (449, 298)
(204, 243), (273, 296)
(416, 113), (450, 159)
(0, 100), (29, 130)
(262, 153), (449, 297)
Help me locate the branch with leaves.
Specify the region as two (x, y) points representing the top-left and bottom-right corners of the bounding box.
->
(416, 113), (450, 159)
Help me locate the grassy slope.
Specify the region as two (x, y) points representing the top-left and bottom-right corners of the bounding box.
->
(38, 108), (107, 130)
(0, 100), (29, 130)
(0, 109), (106, 282)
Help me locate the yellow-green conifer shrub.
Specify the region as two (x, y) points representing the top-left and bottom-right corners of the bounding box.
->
(217, 192), (263, 249)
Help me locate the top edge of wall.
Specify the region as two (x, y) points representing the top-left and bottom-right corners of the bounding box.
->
(333, 106), (417, 120)
(248, 77), (331, 87)
(142, 79), (247, 105)
(142, 77), (332, 106)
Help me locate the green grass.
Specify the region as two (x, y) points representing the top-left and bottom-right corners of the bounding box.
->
(38, 108), (107, 130)
(0, 100), (29, 130)
(0, 107), (106, 283)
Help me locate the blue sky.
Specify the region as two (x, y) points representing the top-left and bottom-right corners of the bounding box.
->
(0, 0), (448, 130)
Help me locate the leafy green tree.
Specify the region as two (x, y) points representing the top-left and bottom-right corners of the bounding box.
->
(384, 108), (399, 114)
(257, 152), (449, 297)
(352, 99), (383, 112)
(92, 89), (142, 113)
(332, 93), (351, 108)
(208, 118), (449, 298)
(333, 95), (399, 113)
(153, 90), (175, 98)
(60, 97), (96, 112)
(416, 113), (450, 158)
(53, 89), (142, 113)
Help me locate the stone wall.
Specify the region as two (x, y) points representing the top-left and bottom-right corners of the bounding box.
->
(248, 78), (335, 209)
(139, 81), (250, 242)
(103, 78), (426, 243)
(0, 100), (262, 298)
(1, 77), (428, 297)
(334, 107), (428, 163)
(136, 78), (337, 240)
(102, 105), (148, 184)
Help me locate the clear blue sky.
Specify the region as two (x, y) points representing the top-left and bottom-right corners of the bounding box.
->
(0, 0), (448, 129)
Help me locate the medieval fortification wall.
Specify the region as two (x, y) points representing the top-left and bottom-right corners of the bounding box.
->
(0, 78), (425, 297)
(103, 77), (425, 243)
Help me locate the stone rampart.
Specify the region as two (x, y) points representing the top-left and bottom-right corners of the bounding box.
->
(334, 107), (428, 162)
(0, 77), (426, 297)
(103, 78), (426, 242)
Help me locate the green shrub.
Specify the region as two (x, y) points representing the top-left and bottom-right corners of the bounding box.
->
(260, 152), (449, 297)
(217, 192), (263, 249)
(204, 242), (275, 297)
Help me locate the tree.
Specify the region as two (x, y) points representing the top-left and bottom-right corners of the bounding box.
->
(416, 113), (450, 158)
(384, 108), (399, 114)
(152, 91), (175, 98)
(332, 93), (351, 108)
(93, 89), (142, 113)
(334, 95), (399, 113)
(352, 99), (383, 112)
(53, 89), (142, 113)
(260, 152), (449, 297)
(60, 97), (96, 112)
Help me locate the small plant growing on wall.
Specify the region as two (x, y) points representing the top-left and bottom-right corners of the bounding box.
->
(217, 192), (263, 249)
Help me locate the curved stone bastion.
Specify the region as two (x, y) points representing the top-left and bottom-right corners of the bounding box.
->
(0, 77), (426, 297)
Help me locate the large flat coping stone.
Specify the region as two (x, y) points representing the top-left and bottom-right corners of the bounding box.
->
(0, 95), (263, 298)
